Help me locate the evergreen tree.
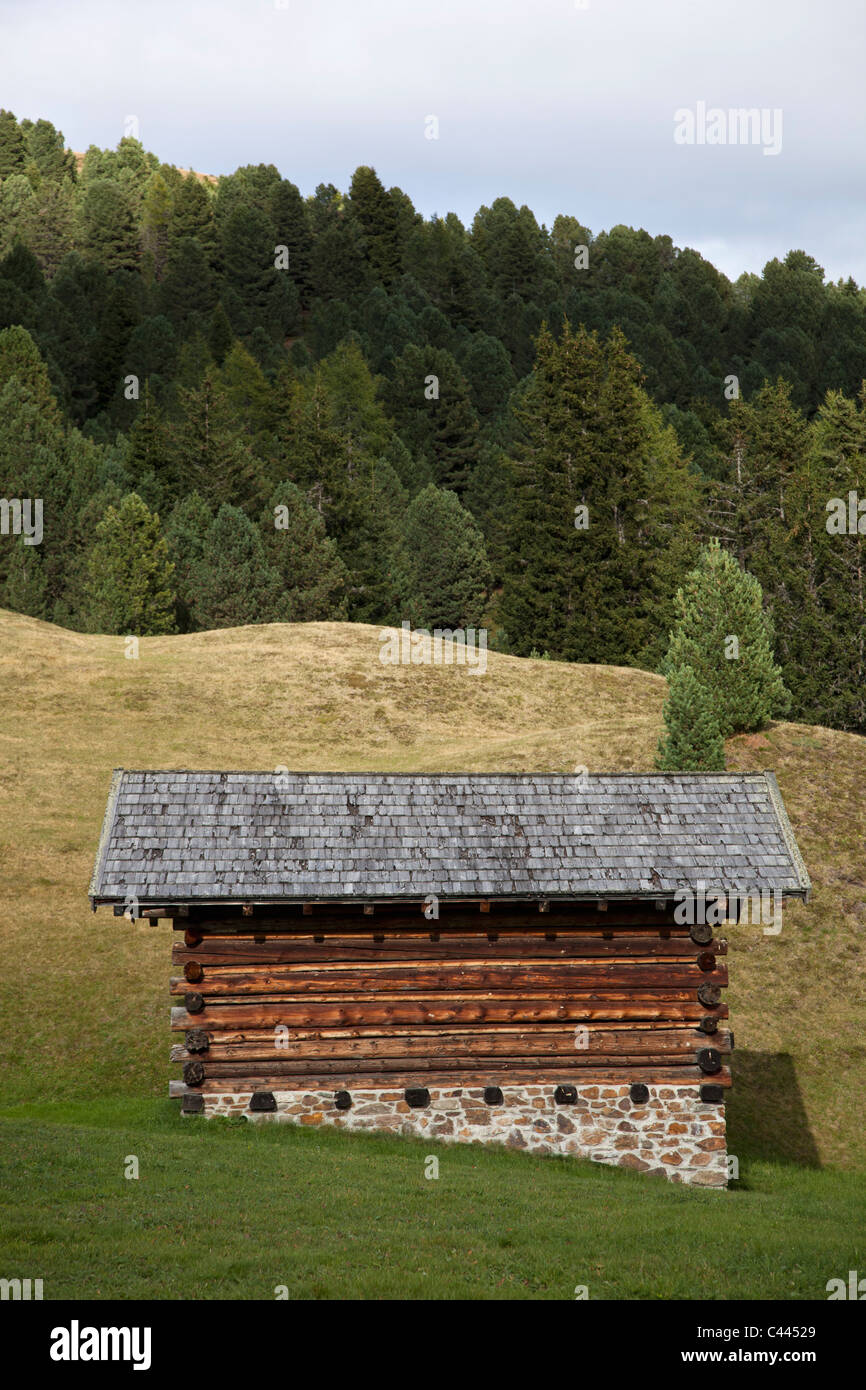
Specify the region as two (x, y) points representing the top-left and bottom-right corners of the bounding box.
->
(22, 117), (76, 182)
(164, 490), (213, 630)
(661, 539), (790, 736)
(160, 236), (215, 332)
(655, 665), (726, 772)
(348, 166), (402, 286)
(0, 109), (27, 177)
(169, 374), (268, 511)
(77, 179), (139, 271)
(264, 482), (349, 620)
(188, 503), (285, 629)
(2, 534), (49, 618)
(381, 344), (481, 493)
(268, 178), (312, 306)
(84, 492), (176, 634)
(167, 174), (216, 266)
(499, 321), (697, 664)
(125, 383), (177, 505)
(393, 484), (490, 628)
(140, 171), (172, 279)
(207, 301), (233, 365)
(219, 204), (298, 338)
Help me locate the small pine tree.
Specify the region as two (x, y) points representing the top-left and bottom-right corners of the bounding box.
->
(661, 538), (790, 736)
(655, 665), (726, 772)
(84, 493), (177, 635)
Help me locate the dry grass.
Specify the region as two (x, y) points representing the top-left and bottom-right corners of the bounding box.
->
(1, 608), (864, 1168)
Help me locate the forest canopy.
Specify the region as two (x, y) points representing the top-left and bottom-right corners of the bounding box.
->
(0, 109), (863, 734)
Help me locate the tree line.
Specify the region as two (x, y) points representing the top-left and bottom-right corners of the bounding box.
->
(0, 110), (863, 735)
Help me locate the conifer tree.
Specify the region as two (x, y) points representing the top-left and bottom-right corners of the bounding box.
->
(655, 664), (726, 772)
(393, 484), (490, 628)
(188, 503), (285, 629)
(499, 321), (697, 664)
(348, 166), (402, 286)
(164, 490), (214, 630)
(207, 301), (233, 365)
(661, 539), (790, 736)
(170, 374), (267, 511)
(268, 178), (312, 306)
(263, 483), (348, 620)
(381, 344), (481, 494)
(21, 117), (76, 182)
(84, 493), (176, 634)
(0, 109), (27, 177)
(2, 535), (49, 619)
(125, 384), (177, 504)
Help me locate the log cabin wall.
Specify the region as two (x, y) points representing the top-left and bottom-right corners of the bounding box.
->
(167, 900), (732, 1185)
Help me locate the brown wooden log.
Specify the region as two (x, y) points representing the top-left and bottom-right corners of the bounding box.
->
(194, 1064), (733, 1091)
(168, 961), (728, 997)
(697, 983), (723, 1008)
(171, 934), (726, 965)
(183, 961), (203, 983)
(183, 1052), (722, 1080)
(170, 1026), (732, 1063)
(200, 1013), (723, 1040)
(170, 994), (727, 1030)
(183, 929), (202, 949)
(688, 921), (714, 945)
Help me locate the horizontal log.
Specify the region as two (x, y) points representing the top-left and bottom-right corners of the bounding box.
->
(172, 934), (726, 965)
(171, 995), (726, 1030)
(177, 1016), (727, 1044)
(181, 1052), (726, 1080)
(170, 1026), (732, 1064)
(193, 1064), (733, 1091)
(169, 962), (728, 996)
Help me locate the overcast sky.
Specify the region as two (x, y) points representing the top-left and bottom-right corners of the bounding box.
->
(2, 0), (864, 284)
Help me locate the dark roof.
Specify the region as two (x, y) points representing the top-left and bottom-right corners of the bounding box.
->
(89, 769), (811, 906)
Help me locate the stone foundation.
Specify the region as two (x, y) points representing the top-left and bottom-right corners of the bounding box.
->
(184, 1084), (727, 1186)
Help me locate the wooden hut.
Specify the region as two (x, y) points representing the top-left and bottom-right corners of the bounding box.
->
(89, 770), (810, 1184)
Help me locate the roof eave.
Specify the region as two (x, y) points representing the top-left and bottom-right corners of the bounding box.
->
(88, 768), (124, 910)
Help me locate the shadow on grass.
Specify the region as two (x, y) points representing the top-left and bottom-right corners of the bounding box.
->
(727, 1051), (820, 1169)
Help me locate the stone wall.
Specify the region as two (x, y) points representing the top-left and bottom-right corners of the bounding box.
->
(183, 1083), (728, 1186)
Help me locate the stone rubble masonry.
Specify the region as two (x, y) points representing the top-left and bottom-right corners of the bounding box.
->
(184, 1083), (728, 1186)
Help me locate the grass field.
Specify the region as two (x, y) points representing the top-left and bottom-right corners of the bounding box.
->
(1, 1101), (863, 1301)
(1, 607), (864, 1299)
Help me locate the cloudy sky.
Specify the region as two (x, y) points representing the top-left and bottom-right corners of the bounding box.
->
(2, 0), (864, 283)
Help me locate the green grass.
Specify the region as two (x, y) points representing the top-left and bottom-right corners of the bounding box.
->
(0, 1102), (862, 1301)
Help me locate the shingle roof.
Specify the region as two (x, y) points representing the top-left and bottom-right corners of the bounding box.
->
(88, 769), (811, 906)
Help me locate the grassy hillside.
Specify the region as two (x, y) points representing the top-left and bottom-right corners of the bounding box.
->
(0, 606), (864, 1175)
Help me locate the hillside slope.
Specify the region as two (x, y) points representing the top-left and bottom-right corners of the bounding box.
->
(0, 608), (863, 1168)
